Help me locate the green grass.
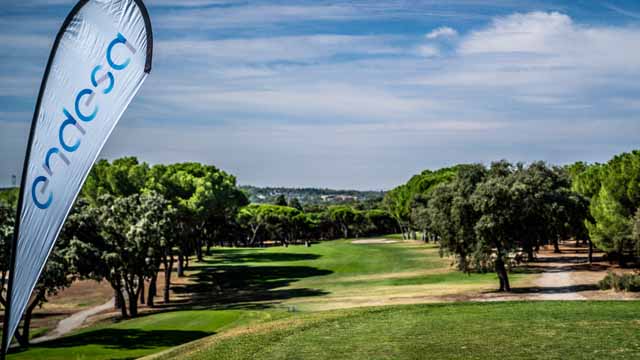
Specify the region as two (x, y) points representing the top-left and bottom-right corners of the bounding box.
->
(188, 239), (519, 311)
(148, 301), (640, 360)
(197, 239), (444, 277)
(7, 238), (533, 359)
(7, 310), (272, 360)
(329, 270), (526, 288)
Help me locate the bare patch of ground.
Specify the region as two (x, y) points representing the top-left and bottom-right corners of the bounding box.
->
(295, 284), (486, 311)
(335, 268), (450, 283)
(31, 299), (114, 343)
(351, 239), (397, 244)
(473, 242), (640, 302)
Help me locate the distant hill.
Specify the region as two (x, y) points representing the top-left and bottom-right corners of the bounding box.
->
(240, 186), (385, 205)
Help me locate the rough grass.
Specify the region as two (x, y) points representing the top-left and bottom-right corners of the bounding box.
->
(146, 301), (640, 360)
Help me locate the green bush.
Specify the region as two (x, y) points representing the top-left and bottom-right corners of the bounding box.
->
(599, 272), (640, 292)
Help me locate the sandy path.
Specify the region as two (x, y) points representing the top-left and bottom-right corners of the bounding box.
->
(31, 298), (114, 343)
(351, 239), (397, 244)
(533, 269), (585, 300)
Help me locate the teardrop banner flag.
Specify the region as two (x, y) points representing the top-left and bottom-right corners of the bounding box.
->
(2, 0), (152, 352)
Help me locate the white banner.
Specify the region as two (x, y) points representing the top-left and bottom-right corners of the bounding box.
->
(4, 0), (152, 349)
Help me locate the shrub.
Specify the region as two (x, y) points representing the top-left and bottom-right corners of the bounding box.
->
(599, 272), (640, 292)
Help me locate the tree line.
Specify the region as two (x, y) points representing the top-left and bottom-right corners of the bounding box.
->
(569, 151), (640, 266)
(384, 152), (640, 291)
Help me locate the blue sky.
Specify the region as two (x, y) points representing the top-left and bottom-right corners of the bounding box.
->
(1, 0), (640, 189)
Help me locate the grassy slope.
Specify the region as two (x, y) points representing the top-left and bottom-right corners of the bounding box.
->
(7, 239), (528, 359)
(8, 310), (273, 360)
(149, 301), (640, 360)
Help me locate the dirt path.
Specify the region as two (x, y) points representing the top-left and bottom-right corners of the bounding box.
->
(473, 243), (640, 302)
(533, 268), (586, 300)
(31, 298), (114, 343)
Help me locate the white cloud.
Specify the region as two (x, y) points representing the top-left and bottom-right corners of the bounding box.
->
(411, 11), (640, 98)
(459, 12), (573, 54)
(416, 44), (440, 57)
(143, 80), (438, 121)
(457, 11), (640, 69)
(158, 35), (400, 63)
(3, 8), (640, 189)
(156, 4), (360, 30)
(425, 26), (458, 39)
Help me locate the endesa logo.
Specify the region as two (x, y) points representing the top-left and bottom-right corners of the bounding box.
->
(31, 33), (137, 210)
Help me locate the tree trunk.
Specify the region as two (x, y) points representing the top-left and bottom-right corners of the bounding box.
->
(15, 292), (43, 347)
(163, 255), (174, 304)
(250, 227), (259, 246)
(619, 252), (628, 268)
(139, 281), (145, 305)
(526, 244), (535, 262)
(147, 273), (157, 307)
(177, 251), (184, 277)
(128, 291), (138, 318)
(588, 238), (593, 265)
(196, 239), (203, 262)
(495, 256), (511, 292)
(553, 236), (561, 253)
(116, 287), (128, 318)
(114, 288), (121, 310)
(127, 278), (142, 318)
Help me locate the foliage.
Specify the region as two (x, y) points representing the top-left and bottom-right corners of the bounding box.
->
(0, 201), (14, 305)
(363, 210), (396, 236)
(424, 161), (587, 291)
(326, 206), (361, 239)
(598, 271), (640, 292)
(273, 195), (288, 206)
(288, 197), (303, 211)
(83, 157), (149, 201)
(383, 167), (458, 239)
(0, 201), (74, 346)
(65, 192), (174, 317)
(571, 151), (640, 262)
(428, 164), (486, 272)
(0, 188), (19, 208)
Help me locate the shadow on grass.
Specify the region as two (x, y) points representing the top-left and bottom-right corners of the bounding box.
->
(204, 251), (321, 264)
(9, 328), (212, 356)
(530, 255), (605, 264)
(170, 249), (332, 310)
(509, 283), (600, 294)
(173, 264), (331, 308)
(482, 283), (600, 295)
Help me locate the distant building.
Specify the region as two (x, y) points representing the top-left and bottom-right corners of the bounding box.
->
(321, 195), (358, 202)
